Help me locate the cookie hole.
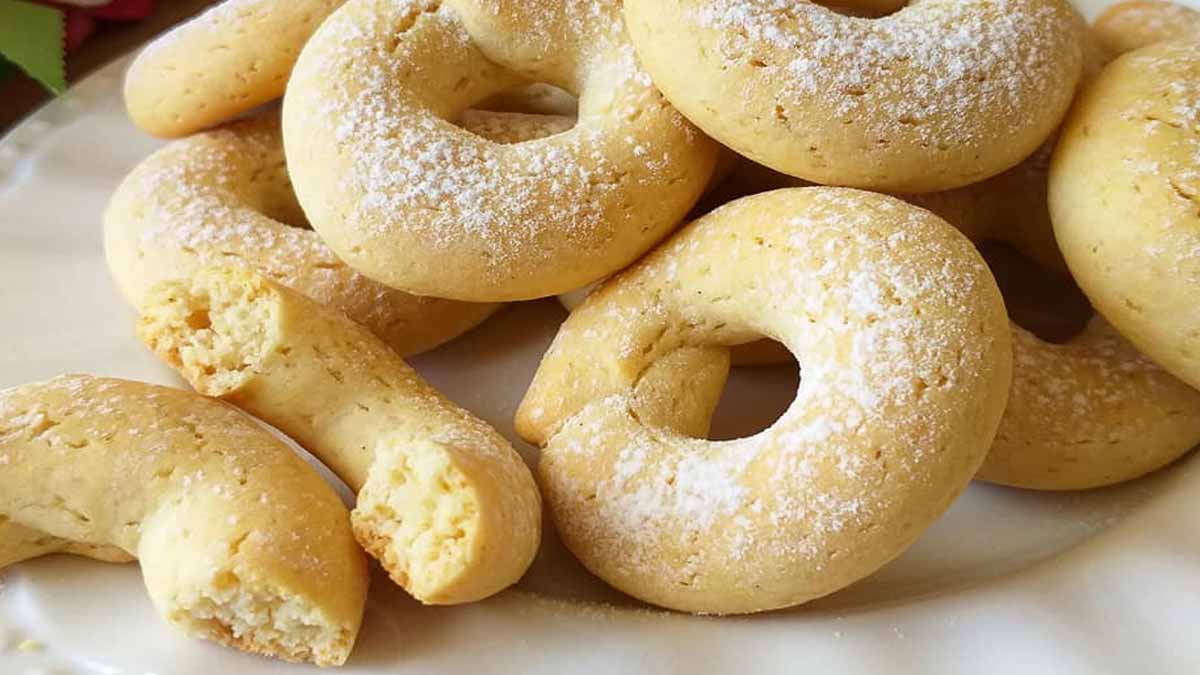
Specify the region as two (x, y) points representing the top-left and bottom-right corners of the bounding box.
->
(816, 0), (908, 18)
(241, 149), (312, 230)
(476, 83), (578, 117)
(457, 82), (579, 144)
(253, 175), (312, 231)
(707, 352), (800, 441)
(979, 242), (1091, 343)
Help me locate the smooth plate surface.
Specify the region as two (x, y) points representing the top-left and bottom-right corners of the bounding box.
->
(2, 2), (1200, 672)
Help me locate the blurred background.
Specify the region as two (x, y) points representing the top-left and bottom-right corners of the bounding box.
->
(0, 0), (216, 131)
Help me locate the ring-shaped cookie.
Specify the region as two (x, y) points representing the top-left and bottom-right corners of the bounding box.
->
(916, 40), (1200, 490)
(883, 59), (1200, 490)
(622, 0), (1085, 192)
(654, 89), (1200, 490)
(139, 266), (542, 604)
(687, 143), (1200, 489)
(106, 110), (566, 357)
(1094, 0), (1200, 56)
(740, 29), (1106, 277)
(1051, 40), (1200, 391)
(558, 232), (1200, 492)
(0, 375), (367, 666)
(282, 0), (720, 302)
(124, 0), (344, 138)
(516, 188), (1012, 614)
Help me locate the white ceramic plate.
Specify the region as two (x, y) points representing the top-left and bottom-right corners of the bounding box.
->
(3, 3), (1200, 673)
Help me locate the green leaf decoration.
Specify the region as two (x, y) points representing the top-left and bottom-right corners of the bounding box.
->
(0, 0), (66, 94)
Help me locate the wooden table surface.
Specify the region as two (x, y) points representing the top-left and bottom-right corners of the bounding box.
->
(0, 0), (218, 133)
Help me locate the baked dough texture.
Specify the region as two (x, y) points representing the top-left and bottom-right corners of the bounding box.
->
(900, 140), (1070, 276)
(124, 0), (345, 138)
(1051, 40), (1200, 391)
(556, 281), (793, 366)
(622, 0), (1085, 192)
(516, 188), (1012, 614)
(978, 319), (1200, 489)
(0, 375), (367, 666)
(138, 266), (542, 605)
(901, 34), (1200, 489)
(1094, 0), (1200, 56)
(899, 27), (1110, 276)
(105, 108), (573, 357)
(282, 0), (719, 301)
(105, 112), (501, 357)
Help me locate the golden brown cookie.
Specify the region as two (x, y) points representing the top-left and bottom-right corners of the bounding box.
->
(517, 188), (1012, 614)
(282, 0), (719, 301)
(1094, 0), (1200, 56)
(139, 266), (542, 605)
(105, 112), (503, 357)
(1051, 40), (1200, 391)
(0, 375), (367, 666)
(622, 0), (1085, 191)
(124, 0), (345, 138)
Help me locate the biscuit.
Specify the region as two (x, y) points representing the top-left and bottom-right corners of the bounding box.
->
(124, 0), (345, 138)
(139, 266), (542, 604)
(1094, 0), (1200, 56)
(516, 188), (1012, 613)
(0, 375), (367, 666)
(105, 112), (505, 357)
(282, 0), (719, 301)
(623, 0), (1085, 192)
(1051, 40), (1200, 391)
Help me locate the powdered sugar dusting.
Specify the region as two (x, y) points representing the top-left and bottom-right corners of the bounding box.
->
(1117, 44), (1200, 273)
(0, 375), (347, 577)
(691, 0), (1080, 148)
(1001, 319), (1200, 445)
(133, 134), (335, 283)
(534, 189), (1004, 607)
(316, 1), (612, 266)
(291, 0), (706, 288)
(1111, 0), (1200, 34)
(110, 114), (486, 344)
(1096, 0), (1200, 54)
(980, 317), (1200, 487)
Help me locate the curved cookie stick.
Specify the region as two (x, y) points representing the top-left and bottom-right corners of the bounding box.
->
(0, 375), (367, 666)
(138, 266), (542, 604)
(977, 319), (1200, 489)
(124, 0), (345, 137)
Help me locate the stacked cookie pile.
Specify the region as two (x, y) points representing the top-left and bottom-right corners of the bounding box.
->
(2, 0), (1199, 666)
